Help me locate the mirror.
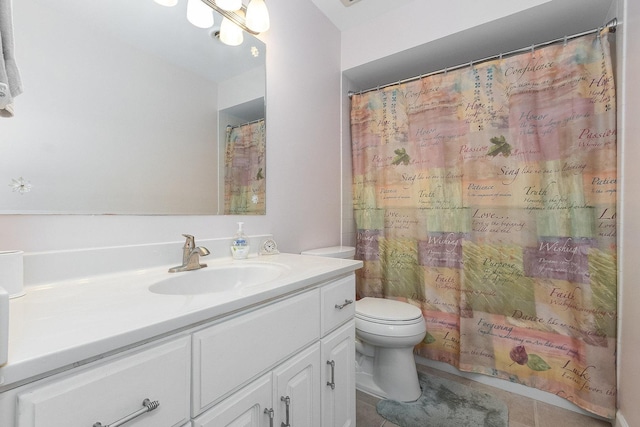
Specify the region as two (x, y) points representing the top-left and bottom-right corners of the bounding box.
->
(0, 0), (266, 215)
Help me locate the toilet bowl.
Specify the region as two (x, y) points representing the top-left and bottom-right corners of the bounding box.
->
(355, 297), (426, 402)
(300, 246), (427, 402)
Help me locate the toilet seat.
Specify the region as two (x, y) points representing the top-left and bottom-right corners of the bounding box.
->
(356, 297), (423, 325)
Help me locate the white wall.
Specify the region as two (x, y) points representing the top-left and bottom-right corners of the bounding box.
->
(341, 0), (549, 72)
(218, 66), (266, 111)
(263, 0), (342, 253)
(616, 0), (639, 425)
(340, 75), (358, 248)
(0, 0), (342, 254)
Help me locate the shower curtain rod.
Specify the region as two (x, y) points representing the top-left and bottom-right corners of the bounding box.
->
(348, 17), (618, 98)
(226, 117), (265, 130)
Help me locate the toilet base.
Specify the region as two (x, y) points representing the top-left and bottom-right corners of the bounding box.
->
(355, 371), (386, 399)
(355, 347), (386, 398)
(355, 345), (423, 402)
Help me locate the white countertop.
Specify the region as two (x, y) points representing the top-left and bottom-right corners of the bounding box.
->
(0, 253), (362, 390)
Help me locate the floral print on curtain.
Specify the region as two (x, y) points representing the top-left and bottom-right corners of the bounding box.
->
(224, 119), (266, 215)
(350, 32), (617, 418)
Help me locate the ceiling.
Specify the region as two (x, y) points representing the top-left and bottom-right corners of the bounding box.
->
(311, 0), (614, 33)
(310, 0), (416, 31)
(318, 0), (617, 90)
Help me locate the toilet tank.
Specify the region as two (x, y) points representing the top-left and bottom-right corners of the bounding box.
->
(301, 246), (355, 259)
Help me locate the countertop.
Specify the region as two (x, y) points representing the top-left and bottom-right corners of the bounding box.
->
(0, 253), (362, 390)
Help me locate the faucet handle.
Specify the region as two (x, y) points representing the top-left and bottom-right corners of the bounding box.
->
(181, 234), (195, 249)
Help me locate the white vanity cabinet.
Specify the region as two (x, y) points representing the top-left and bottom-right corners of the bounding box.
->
(193, 274), (356, 427)
(191, 289), (321, 416)
(194, 343), (321, 427)
(272, 342), (321, 427)
(1, 269), (358, 427)
(192, 372), (273, 427)
(321, 321), (355, 427)
(320, 276), (356, 427)
(15, 336), (191, 427)
(190, 287), (322, 425)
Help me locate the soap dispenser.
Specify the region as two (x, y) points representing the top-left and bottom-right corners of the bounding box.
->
(231, 222), (250, 259)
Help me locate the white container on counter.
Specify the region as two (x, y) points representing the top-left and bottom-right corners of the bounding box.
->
(0, 250), (24, 299)
(0, 286), (8, 366)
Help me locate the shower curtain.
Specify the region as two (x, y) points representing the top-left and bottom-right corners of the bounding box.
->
(224, 119), (266, 215)
(350, 32), (617, 418)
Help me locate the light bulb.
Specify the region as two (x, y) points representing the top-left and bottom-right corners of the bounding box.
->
(245, 0), (269, 32)
(187, 0), (214, 28)
(215, 0), (242, 11)
(153, 0), (179, 7)
(219, 17), (244, 46)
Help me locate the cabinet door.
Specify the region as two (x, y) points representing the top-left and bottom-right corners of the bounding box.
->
(193, 374), (273, 427)
(193, 289), (320, 415)
(16, 336), (191, 427)
(321, 321), (355, 427)
(273, 343), (321, 427)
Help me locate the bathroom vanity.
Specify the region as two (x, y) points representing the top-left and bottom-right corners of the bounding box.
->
(0, 248), (361, 427)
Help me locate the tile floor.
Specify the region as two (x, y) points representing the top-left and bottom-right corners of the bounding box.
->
(356, 365), (613, 427)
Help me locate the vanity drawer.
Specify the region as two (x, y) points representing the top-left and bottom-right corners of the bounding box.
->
(16, 336), (191, 427)
(321, 275), (355, 336)
(192, 289), (320, 415)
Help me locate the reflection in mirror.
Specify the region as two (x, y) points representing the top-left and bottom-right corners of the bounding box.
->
(223, 116), (266, 215)
(219, 99), (266, 215)
(1, 0), (265, 215)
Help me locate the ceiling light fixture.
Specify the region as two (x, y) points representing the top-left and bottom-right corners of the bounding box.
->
(152, 0), (269, 46)
(214, 0), (242, 11)
(187, 0), (214, 28)
(219, 11), (245, 46)
(201, 0), (270, 43)
(244, 0), (269, 33)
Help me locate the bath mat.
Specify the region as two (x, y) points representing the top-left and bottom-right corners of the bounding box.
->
(376, 372), (508, 427)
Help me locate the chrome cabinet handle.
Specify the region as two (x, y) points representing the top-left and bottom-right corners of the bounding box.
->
(93, 398), (159, 427)
(280, 395), (291, 427)
(326, 360), (336, 390)
(264, 408), (274, 427)
(335, 299), (353, 310)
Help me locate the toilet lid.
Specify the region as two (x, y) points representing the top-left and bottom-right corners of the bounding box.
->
(356, 297), (423, 323)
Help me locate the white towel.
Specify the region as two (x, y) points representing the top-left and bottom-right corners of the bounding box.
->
(0, 0), (22, 117)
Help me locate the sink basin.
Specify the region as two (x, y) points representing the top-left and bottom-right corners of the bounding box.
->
(149, 263), (287, 295)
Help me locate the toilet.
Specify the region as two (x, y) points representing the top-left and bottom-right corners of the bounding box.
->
(301, 246), (427, 402)
(354, 297), (426, 401)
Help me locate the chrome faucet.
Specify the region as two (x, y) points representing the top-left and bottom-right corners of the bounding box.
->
(169, 234), (210, 273)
